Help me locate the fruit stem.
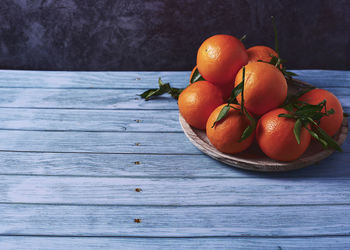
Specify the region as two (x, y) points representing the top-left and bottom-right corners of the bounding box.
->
(240, 66), (246, 114)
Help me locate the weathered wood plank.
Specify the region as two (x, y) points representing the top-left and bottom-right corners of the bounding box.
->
(0, 130), (199, 154)
(1, 130), (350, 154)
(294, 70), (350, 88)
(0, 151), (349, 178)
(0, 204), (349, 236)
(0, 71), (189, 89)
(0, 88), (180, 110)
(0, 87), (347, 110)
(1, 236), (350, 250)
(0, 130), (348, 154)
(1, 176), (350, 205)
(0, 108), (181, 132)
(0, 107), (348, 133)
(0, 70), (348, 89)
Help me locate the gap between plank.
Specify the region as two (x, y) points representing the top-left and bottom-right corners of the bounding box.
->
(0, 234), (349, 238)
(0, 173), (350, 179)
(0, 202), (350, 207)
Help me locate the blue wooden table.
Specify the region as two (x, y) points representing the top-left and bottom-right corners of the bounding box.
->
(0, 70), (349, 249)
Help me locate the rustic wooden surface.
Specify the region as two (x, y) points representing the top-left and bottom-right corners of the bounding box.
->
(0, 70), (349, 249)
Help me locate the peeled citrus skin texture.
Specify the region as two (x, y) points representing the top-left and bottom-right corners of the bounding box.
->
(256, 108), (311, 162)
(197, 34), (248, 86)
(178, 81), (224, 130)
(247, 46), (278, 63)
(206, 104), (255, 154)
(234, 62), (287, 116)
(298, 88), (343, 137)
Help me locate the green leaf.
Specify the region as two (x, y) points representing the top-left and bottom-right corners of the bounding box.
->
(239, 109), (256, 142)
(240, 66), (246, 114)
(140, 88), (158, 99)
(232, 81), (243, 100)
(306, 127), (328, 147)
(326, 108), (335, 115)
(313, 124), (342, 152)
(212, 105), (231, 128)
(169, 88), (183, 100)
(226, 66), (245, 108)
(285, 71), (298, 77)
(139, 77), (184, 100)
(293, 119), (302, 144)
(307, 118), (342, 152)
(240, 34), (247, 42)
(278, 113), (295, 119)
(269, 55), (279, 67)
(190, 68), (205, 84)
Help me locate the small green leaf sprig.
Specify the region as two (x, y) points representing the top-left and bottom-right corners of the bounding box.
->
(190, 68), (205, 83)
(257, 16), (297, 80)
(140, 78), (184, 101)
(140, 68), (206, 101)
(211, 66), (256, 142)
(279, 98), (342, 151)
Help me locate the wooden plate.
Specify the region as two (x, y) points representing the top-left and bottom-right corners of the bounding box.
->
(179, 79), (348, 172)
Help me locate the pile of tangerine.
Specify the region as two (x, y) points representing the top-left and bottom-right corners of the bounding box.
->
(178, 34), (344, 162)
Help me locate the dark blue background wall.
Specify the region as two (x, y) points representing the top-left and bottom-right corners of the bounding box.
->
(0, 0), (349, 71)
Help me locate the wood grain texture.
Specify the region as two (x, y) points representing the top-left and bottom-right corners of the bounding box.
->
(0, 204), (349, 236)
(0, 88), (347, 111)
(0, 130), (200, 154)
(0, 70), (348, 247)
(2, 236), (350, 250)
(0, 151), (349, 178)
(0, 88), (179, 110)
(0, 106), (348, 133)
(0, 130), (348, 154)
(2, 175), (350, 205)
(0, 70), (348, 89)
(0, 108), (181, 132)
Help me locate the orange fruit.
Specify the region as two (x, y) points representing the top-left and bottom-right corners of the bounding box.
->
(298, 88), (343, 136)
(234, 62), (287, 115)
(189, 65), (234, 102)
(197, 34), (248, 86)
(256, 108), (311, 161)
(206, 104), (255, 154)
(247, 45), (279, 64)
(179, 81), (224, 130)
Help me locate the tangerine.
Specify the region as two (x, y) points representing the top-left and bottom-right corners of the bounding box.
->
(234, 62), (287, 115)
(178, 81), (224, 130)
(206, 104), (255, 154)
(256, 108), (311, 161)
(298, 88), (343, 136)
(247, 45), (279, 64)
(189, 65), (234, 101)
(197, 34), (248, 86)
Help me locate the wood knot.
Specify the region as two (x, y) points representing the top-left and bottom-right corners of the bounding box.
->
(135, 119), (142, 123)
(135, 143), (140, 146)
(135, 188), (142, 192)
(134, 161), (140, 165)
(134, 218), (141, 223)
